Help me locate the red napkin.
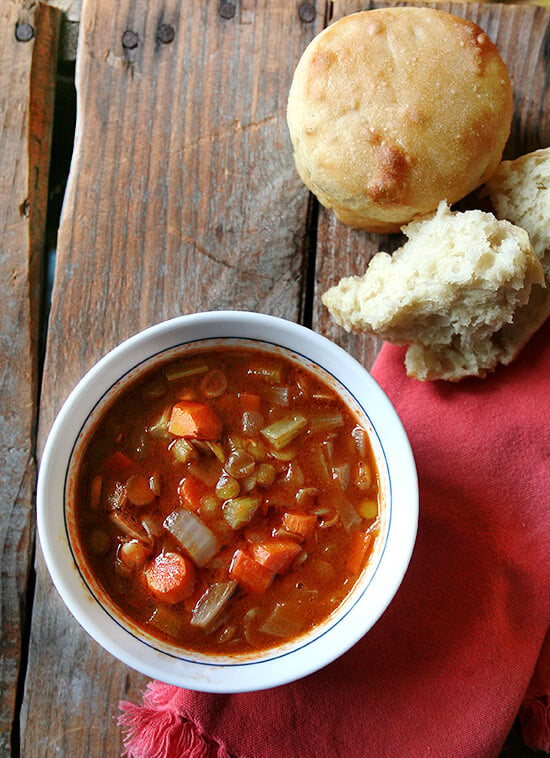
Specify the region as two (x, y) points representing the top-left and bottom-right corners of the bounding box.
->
(119, 320), (550, 758)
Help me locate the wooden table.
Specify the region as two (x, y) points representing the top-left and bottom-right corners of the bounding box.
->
(2, 0), (548, 754)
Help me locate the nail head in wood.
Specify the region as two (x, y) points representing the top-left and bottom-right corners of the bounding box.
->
(157, 23), (175, 44)
(122, 30), (139, 50)
(15, 22), (35, 42)
(298, 2), (316, 23)
(219, 2), (236, 20)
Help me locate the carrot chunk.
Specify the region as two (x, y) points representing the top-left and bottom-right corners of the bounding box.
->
(144, 551), (196, 604)
(103, 451), (137, 478)
(178, 476), (209, 512)
(252, 539), (301, 574)
(229, 549), (274, 594)
(347, 531), (374, 574)
(168, 401), (222, 440)
(282, 512), (317, 539)
(238, 392), (261, 413)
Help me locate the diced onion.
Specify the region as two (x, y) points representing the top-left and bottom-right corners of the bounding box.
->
(169, 438), (196, 464)
(260, 602), (304, 639)
(164, 509), (220, 567)
(256, 463), (276, 487)
(109, 509), (152, 544)
(333, 493), (361, 533)
(191, 581), (237, 628)
(266, 386), (290, 407)
(296, 487), (319, 508)
(332, 463), (351, 491)
(352, 426), (370, 458)
(355, 461), (372, 491)
(242, 411), (264, 435)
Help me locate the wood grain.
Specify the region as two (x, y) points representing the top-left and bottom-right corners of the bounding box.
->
(0, 1), (60, 753)
(313, 1), (550, 369)
(25, 1), (323, 755)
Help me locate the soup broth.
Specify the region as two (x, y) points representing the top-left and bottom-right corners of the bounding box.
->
(74, 346), (381, 654)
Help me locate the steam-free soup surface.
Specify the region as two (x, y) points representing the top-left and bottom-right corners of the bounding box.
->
(75, 347), (381, 654)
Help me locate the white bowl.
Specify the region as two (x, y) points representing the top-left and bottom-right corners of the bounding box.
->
(37, 311), (418, 693)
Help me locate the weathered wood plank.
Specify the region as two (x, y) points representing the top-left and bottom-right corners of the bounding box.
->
(313, 2), (550, 368)
(24, 2), (324, 755)
(0, 1), (60, 754)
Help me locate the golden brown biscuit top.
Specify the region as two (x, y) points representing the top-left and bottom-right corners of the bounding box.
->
(287, 7), (513, 230)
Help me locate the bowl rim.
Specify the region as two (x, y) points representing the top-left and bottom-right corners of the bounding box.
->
(37, 310), (418, 692)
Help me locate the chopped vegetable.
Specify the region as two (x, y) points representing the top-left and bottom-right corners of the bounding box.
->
(260, 602), (304, 639)
(355, 461), (372, 491)
(332, 463), (351, 491)
(251, 539), (301, 574)
(282, 512), (317, 539)
(225, 448), (255, 479)
(256, 462), (276, 487)
(178, 475), (209, 512)
(148, 606), (185, 638)
(169, 438), (196, 464)
(164, 509), (220, 567)
(168, 401), (222, 440)
(333, 493), (362, 533)
(261, 413), (307, 450)
(200, 369), (228, 398)
(164, 363), (208, 381)
(358, 499), (378, 521)
(238, 392), (261, 412)
(309, 411), (344, 435)
(125, 474), (156, 506)
(229, 549), (274, 593)
(247, 364), (283, 383)
(215, 473), (240, 500)
(145, 552), (196, 604)
(148, 405), (172, 439)
(103, 451), (137, 478)
(191, 580), (237, 628)
(75, 345), (382, 656)
(223, 495), (261, 530)
(109, 509), (152, 544)
(89, 475), (103, 509)
(118, 539), (152, 570)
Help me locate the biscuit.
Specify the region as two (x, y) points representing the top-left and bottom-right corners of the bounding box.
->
(287, 8), (513, 232)
(322, 203), (544, 380)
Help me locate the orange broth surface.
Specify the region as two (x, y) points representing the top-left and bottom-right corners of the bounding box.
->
(74, 347), (381, 654)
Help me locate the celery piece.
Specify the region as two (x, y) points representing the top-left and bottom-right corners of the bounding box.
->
(222, 495), (261, 530)
(164, 363), (209, 381)
(247, 364), (283, 383)
(309, 411), (344, 435)
(260, 414), (307, 450)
